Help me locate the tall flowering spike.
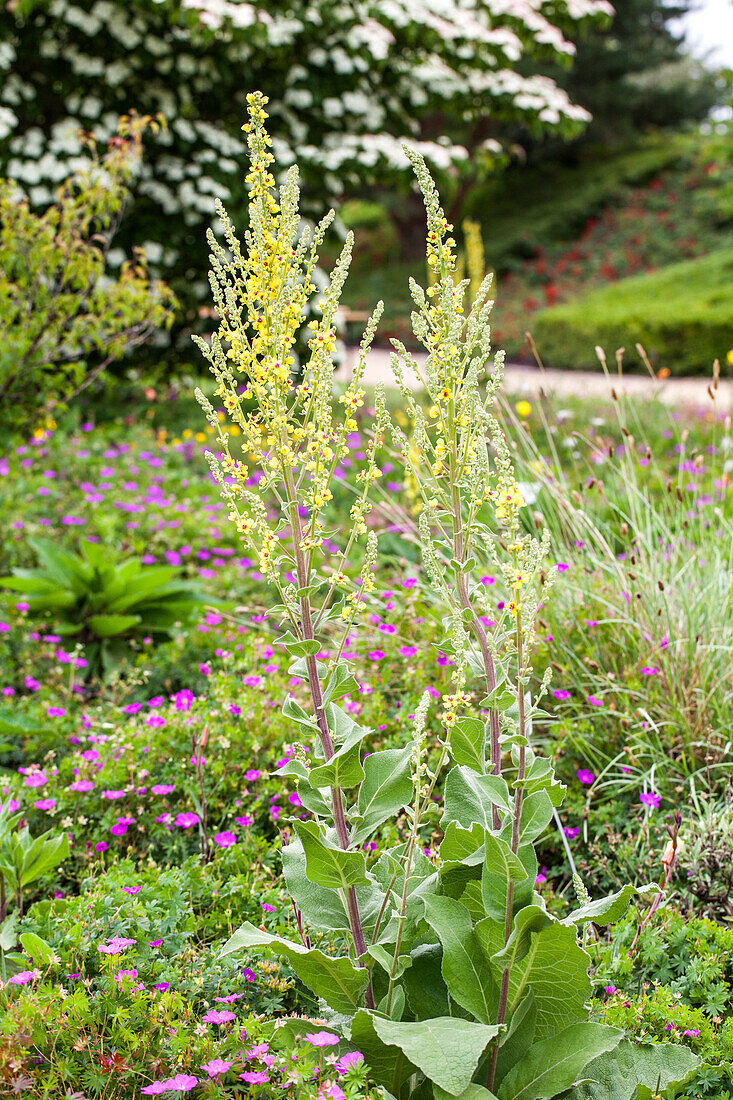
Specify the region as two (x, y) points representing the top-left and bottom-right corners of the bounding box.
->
(194, 91), (384, 610)
(194, 94), (386, 1004)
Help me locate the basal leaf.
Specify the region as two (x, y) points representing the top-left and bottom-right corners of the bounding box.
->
(403, 942), (450, 1020)
(559, 1039), (700, 1100)
(435, 1086), (499, 1100)
(350, 1009), (418, 1096)
(87, 613), (141, 638)
(369, 1014), (502, 1097)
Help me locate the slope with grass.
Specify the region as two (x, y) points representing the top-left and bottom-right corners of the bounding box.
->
(340, 132), (733, 371)
(531, 247), (733, 373)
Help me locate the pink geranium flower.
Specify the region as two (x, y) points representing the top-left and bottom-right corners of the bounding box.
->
(202, 1009), (235, 1024)
(305, 1031), (339, 1047)
(9, 970), (40, 985)
(213, 831), (236, 848)
(201, 1058), (232, 1077)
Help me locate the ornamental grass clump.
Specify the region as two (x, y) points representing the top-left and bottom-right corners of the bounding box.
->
(198, 93), (700, 1100)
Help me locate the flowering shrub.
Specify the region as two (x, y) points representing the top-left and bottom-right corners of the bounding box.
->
(1, 0), (610, 328)
(0, 115), (176, 436)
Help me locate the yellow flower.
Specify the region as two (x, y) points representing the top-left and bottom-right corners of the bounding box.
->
(727, 349), (733, 368)
(515, 400), (532, 418)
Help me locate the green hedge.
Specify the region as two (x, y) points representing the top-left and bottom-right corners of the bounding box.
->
(532, 247), (733, 375)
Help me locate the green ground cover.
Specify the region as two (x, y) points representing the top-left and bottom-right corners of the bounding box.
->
(0, 372), (730, 1096)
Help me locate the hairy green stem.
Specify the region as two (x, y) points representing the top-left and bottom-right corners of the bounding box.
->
(283, 466), (373, 1007)
(488, 607), (527, 1092)
(451, 478), (502, 828)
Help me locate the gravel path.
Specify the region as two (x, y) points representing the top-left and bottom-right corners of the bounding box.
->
(337, 346), (732, 410)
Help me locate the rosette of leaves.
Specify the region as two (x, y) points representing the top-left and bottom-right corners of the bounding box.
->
(0, 538), (214, 678)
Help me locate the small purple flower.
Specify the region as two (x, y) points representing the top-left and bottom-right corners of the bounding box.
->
(202, 1009), (235, 1024)
(213, 831), (237, 848)
(335, 1051), (364, 1074)
(174, 812), (200, 828)
(577, 769), (595, 786)
(639, 791), (661, 809)
(305, 1031), (339, 1047)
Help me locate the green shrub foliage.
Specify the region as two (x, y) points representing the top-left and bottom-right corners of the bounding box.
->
(0, 115), (176, 435)
(531, 248), (733, 375)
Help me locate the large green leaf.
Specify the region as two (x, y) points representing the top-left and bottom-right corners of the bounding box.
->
(28, 538), (89, 591)
(18, 829), (69, 887)
(402, 942), (450, 1020)
(293, 820), (369, 890)
(497, 1023), (623, 1100)
(372, 847), (439, 947)
(435, 1087), (498, 1100)
(422, 895), (498, 1024)
(351, 747), (413, 847)
(281, 838), (385, 936)
(564, 885), (657, 929)
(515, 790), (554, 844)
(350, 1009), (418, 1096)
(559, 1039), (700, 1100)
(219, 921), (368, 1013)
(480, 834), (533, 922)
(450, 716), (486, 772)
(87, 613), (141, 638)
(489, 923), (591, 1042)
(368, 1013), (502, 1097)
(440, 822), (487, 868)
(491, 906), (552, 974)
(493, 991), (536, 1085)
(104, 565), (180, 611)
(442, 766), (512, 830)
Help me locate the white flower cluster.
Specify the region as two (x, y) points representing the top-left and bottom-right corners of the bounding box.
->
(0, 0), (609, 301)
